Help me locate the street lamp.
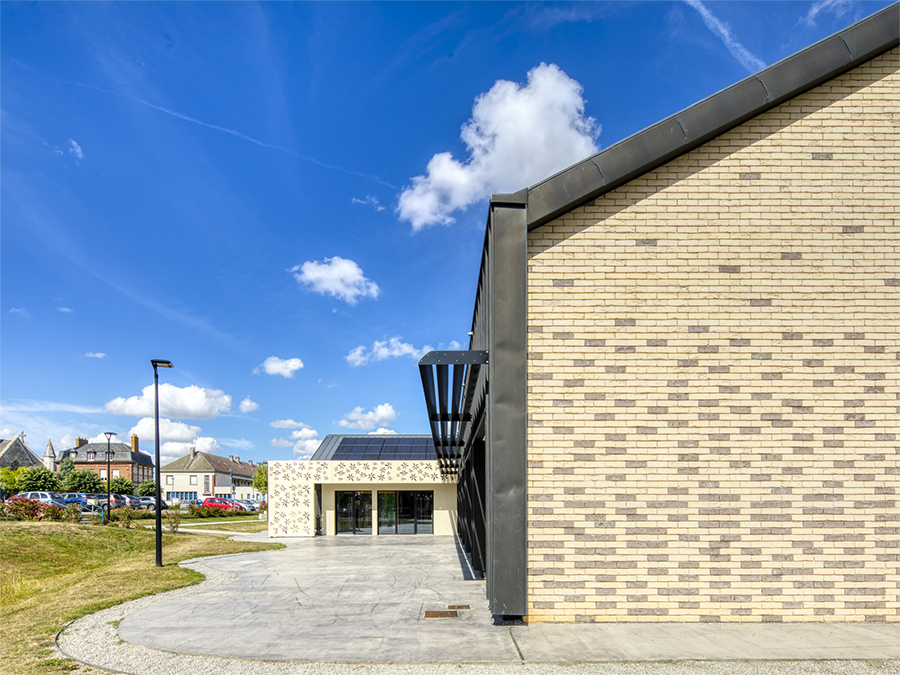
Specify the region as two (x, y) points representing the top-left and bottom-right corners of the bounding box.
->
(151, 359), (173, 567)
(104, 432), (116, 523)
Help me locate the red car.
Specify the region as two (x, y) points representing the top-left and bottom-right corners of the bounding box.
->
(201, 497), (238, 510)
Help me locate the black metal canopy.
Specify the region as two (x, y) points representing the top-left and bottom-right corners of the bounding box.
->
(418, 350), (488, 476)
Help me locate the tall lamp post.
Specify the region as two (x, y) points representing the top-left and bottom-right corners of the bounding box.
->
(151, 359), (173, 567)
(104, 432), (116, 523)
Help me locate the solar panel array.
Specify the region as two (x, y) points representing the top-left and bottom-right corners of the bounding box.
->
(330, 436), (435, 461)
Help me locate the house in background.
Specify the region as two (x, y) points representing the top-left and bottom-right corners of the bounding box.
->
(0, 434), (43, 470)
(418, 7), (898, 623)
(269, 435), (456, 537)
(161, 449), (261, 504)
(58, 435), (154, 486)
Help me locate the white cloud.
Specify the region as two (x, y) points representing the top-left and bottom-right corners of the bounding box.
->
(270, 419), (309, 429)
(85, 352), (106, 359)
(68, 139), (83, 162)
(0, 426), (18, 438)
(801, 0), (853, 26)
(352, 195), (386, 212)
(289, 428), (319, 441)
(290, 256), (380, 305)
(254, 356), (304, 378)
(8, 308), (31, 318)
(398, 63), (599, 230)
(293, 437), (321, 459)
(105, 383), (231, 419)
(127, 416), (222, 464)
(129, 416), (202, 443)
(346, 337), (432, 367)
(338, 403), (397, 431)
(239, 397), (259, 413)
(219, 438), (255, 451)
(270, 438), (293, 448)
(368, 428), (397, 436)
(683, 0), (766, 74)
(57, 307), (74, 313)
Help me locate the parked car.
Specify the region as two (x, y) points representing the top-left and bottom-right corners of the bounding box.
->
(236, 499), (257, 511)
(201, 497), (239, 510)
(137, 496), (168, 511)
(16, 491), (68, 509)
(118, 494), (140, 508)
(178, 499), (200, 509)
(63, 492), (88, 505)
(85, 493), (126, 509)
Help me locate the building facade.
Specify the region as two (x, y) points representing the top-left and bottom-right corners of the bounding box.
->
(269, 435), (456, 537)
(421, 8), (898, 623)
(0, 435), (43, 470)
(59, 436), (154, 486)
(160, 449), (261, 504)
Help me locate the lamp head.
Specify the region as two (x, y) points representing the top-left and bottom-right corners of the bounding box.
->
(104, 432), (116, 441)
(151, 359), (174, 369)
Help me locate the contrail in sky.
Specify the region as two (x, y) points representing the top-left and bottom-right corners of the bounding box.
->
(683, 0), (767, 74)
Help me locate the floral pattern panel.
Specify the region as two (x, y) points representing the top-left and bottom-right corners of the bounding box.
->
(269, 460), (450, 537)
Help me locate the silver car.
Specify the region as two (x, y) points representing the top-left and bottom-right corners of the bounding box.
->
(17, 491), (68, 509)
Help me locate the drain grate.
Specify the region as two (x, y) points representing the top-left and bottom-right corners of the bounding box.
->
(424, 610), (459, 619)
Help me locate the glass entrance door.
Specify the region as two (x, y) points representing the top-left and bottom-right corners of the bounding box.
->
(336, 491), (372, 534)
(377, 490), (433, 534)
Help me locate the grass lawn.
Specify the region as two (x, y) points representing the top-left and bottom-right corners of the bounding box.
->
(182, 521), (269, 533)
(0, 521), (282, 675)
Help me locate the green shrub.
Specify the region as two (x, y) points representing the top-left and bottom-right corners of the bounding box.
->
(1, 496), (66, 521)
(63, 469), (104, 493)
(165, 511), (181, 533)
(186, 505), (244, 518)
(109, 477), (134, 495)
(136, 480), (157, 497)
(16, 467), (63, 492)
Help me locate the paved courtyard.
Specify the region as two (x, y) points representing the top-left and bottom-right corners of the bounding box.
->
(104, 534), (899, 664)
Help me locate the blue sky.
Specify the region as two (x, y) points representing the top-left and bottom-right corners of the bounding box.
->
(2, 0), (891, 467)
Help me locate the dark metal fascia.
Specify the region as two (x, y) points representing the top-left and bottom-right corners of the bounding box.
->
(525, 2), (899, 231)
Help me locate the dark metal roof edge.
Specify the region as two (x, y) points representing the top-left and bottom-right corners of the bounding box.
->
(526, 3), (899, 231)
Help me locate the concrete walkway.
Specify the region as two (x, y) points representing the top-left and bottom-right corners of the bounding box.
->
(113, 534), (898, 665)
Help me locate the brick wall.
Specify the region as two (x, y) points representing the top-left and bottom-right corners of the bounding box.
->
(525, 49), (899, 623)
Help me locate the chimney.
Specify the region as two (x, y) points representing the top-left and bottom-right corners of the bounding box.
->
(229, 455), (234, 462)
(131, 434), (139, 452)
(235, 456), (240, 464)
(189, 447), (196, 459)
(76, 437), (88, 448)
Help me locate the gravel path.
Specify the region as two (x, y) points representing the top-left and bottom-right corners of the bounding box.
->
(57, 558), (900, 675)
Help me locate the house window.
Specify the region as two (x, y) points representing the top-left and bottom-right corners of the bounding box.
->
(113, 469), (120, 478)
(166, 475), (174, 485)
(100, 470), (107, 479)
(190, 475), (197, 485)
(87, 452), (95, 460)
(203, 475), (210, 495)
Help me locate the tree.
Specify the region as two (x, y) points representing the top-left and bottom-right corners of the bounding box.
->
(16, 466), (63, 492)
(59, 456), (76, 480)
(0, 466), (24, 495)
(253, 462), (267, 494)
(136, 479), (157, 497)
(110, 477), (134, 495)
(63, 469), (104, 494)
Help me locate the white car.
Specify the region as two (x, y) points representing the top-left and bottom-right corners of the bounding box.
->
(16, 491), (68, 509)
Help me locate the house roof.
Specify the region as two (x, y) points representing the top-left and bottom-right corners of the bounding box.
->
(62, 442), (154, 467)
(0, 437), (43, 468)
(311, 434), (435, 461)
(161, 451), (255, 477)
(494, 3), (899, 232)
